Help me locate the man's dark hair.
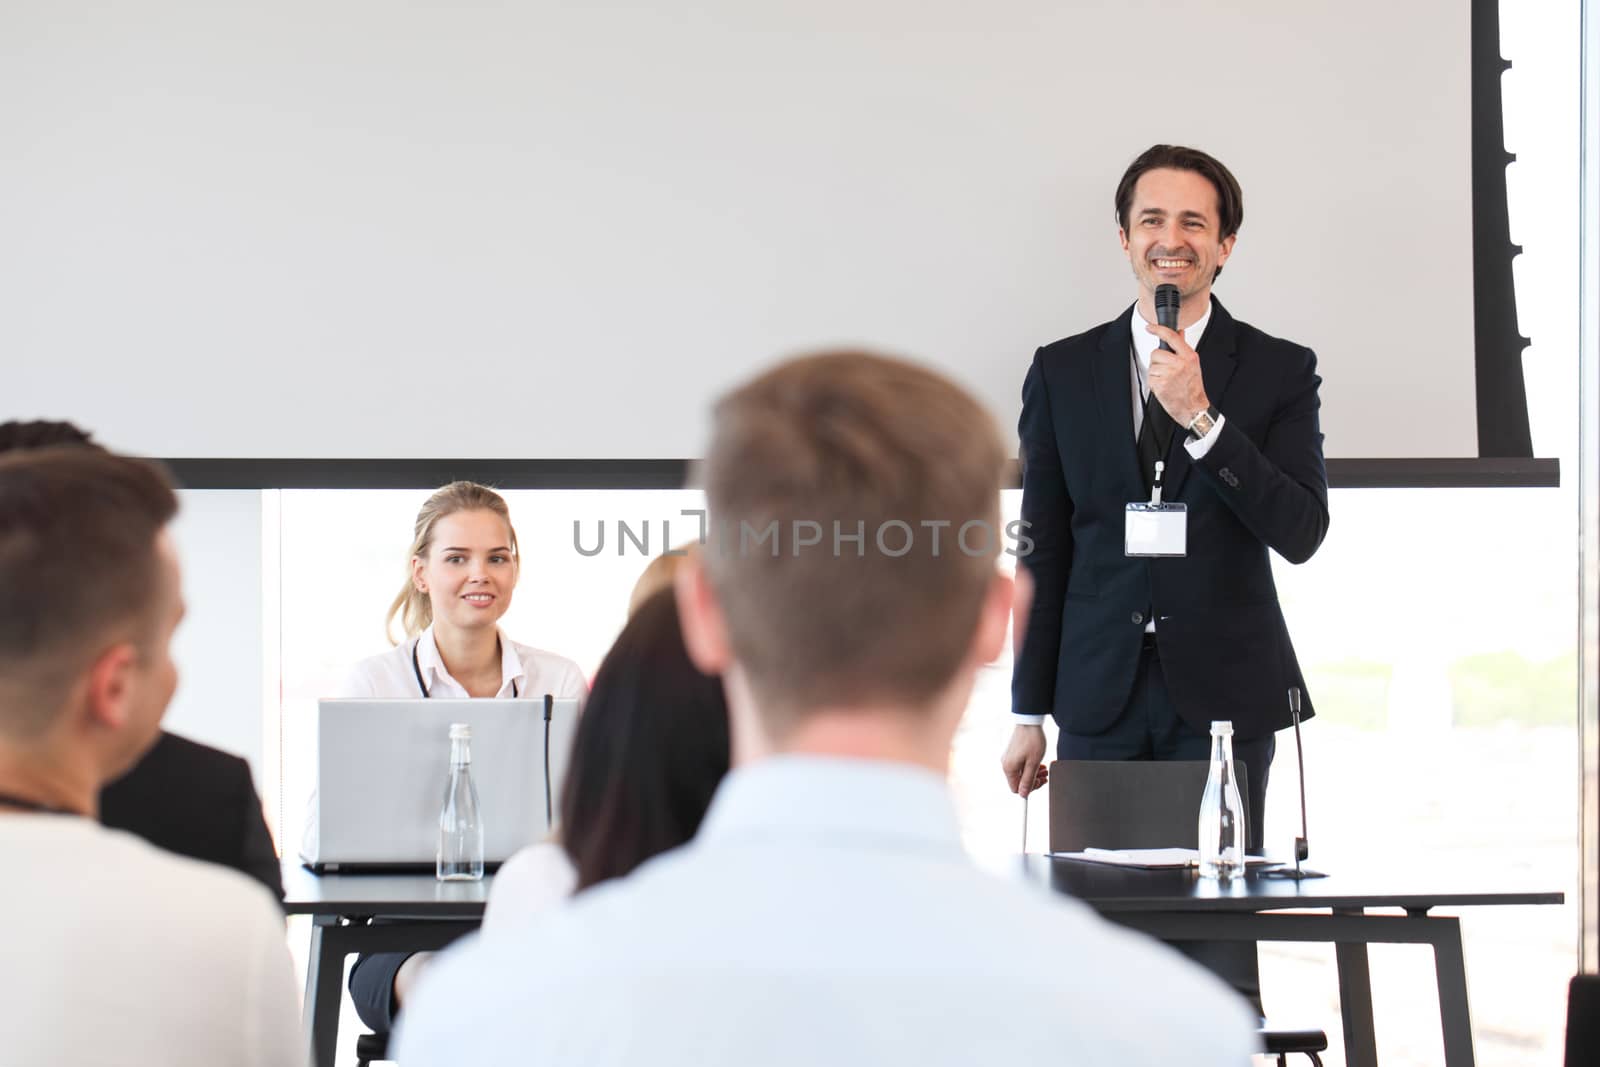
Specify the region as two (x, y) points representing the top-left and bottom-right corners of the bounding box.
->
(0, 448), (178, 735)
(0, 420), (98, 453)
(1115, 144), (1245, 271)
(559, 589), (730, 891)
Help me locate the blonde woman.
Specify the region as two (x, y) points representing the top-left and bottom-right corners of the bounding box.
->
(344, 481), (587, 701)
(338, 481), (587, 1038)
(624, 543), (691, 618)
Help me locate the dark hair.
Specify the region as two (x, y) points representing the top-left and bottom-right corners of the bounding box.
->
(1115, 144), (1244, 277)
(0, 420), (97, 453)
(559, 588), (730, 891)
(0, 448), (179, 734)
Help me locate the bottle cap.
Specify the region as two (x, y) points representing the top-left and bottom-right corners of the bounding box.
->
(1209, 720), (1233, 737)
(449, 722), (472, 740)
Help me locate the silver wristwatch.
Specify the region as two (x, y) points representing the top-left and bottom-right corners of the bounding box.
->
(1186, 405), (1221, 440)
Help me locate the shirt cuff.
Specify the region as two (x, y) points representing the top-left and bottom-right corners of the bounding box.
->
(1013, 714), (1047, 727)
(1183, 413), (1227, 460)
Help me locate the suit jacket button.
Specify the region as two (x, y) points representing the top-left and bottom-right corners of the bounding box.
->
(1131, 612), (1144, 624)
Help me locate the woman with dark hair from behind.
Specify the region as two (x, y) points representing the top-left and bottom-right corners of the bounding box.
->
(482, 584), (730, 932)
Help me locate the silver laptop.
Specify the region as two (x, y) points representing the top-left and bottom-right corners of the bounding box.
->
(302, 697), (580, 872)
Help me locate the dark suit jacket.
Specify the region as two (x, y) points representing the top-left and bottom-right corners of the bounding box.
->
(100, 730), (284, 902)
(1012, 299), (1329, 740)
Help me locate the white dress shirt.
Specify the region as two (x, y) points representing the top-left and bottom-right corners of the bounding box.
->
(0, 816), (304, 1067)
(338, 625), (589, 702)
(394, 756), (1259, 1067)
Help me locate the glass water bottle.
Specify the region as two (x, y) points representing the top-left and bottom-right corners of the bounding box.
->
(437, 722), (485, 882)
(1197, 720), (1246, 880)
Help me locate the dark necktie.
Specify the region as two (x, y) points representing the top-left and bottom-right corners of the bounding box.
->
(1136, 387), (1175, 494)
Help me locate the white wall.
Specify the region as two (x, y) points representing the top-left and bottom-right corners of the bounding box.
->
(1, 0), (1476, 461)
(164, 490), (265, 780)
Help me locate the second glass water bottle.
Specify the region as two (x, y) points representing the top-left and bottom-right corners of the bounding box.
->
(437, 722), (485, 882)
(1197, 719), (1246, 880)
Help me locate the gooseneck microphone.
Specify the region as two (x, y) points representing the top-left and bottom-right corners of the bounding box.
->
(1263, 685), (1327, 879)
(1154, 283), (1181, 351)
(1289, 687), (1309, 871)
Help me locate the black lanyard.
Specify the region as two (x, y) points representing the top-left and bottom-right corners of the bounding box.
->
(0, 790), (76, 816)
(411, 638), (519, 699)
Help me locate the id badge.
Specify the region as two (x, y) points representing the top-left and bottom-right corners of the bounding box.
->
(1125, 502), (1188, 557)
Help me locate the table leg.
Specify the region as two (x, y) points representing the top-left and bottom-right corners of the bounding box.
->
(1430, 916), (1476, 1067)
(305, 915), (347, 1067)
(1334, 908), (1379, 1067)
(1109, 908), (1484, 1066)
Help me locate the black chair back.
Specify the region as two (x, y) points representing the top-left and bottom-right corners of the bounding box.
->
(1048, 759), (1253, 852)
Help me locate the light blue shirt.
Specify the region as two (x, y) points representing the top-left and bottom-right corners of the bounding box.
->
(395, 756), (1259, 1066)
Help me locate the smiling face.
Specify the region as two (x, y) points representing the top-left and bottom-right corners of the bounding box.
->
(412, 509), (519, 637)
(1119, 166), (1236, 307)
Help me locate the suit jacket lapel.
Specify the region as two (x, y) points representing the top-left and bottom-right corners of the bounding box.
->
(1090, 305), (1145, 502)
(1162, 297), (1239, 498)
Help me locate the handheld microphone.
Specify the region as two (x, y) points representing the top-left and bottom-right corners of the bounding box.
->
(1262, 685), (1327, 879)
(1154, 283), (1181, 352)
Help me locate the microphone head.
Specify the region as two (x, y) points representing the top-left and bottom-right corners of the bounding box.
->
(1154, 284), (1181, 329)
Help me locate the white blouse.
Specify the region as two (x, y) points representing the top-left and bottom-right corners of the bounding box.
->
(481, 841), (579, 939)
(339, 625), (589, 702)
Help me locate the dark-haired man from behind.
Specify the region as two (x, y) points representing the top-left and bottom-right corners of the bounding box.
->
(0, 448), (303, 1067)
(0, 419), (283, 901)
(395, 351), (1257, 1066)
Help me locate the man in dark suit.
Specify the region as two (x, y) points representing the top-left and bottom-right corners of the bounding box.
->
(101, 731), (284, 901)
(0, 419), (283, 902)
(1002, 144), (1329, 850)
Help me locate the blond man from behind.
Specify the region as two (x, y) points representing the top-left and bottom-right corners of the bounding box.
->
(0, 448), (303, 1067)
(396, 351), (1258, 1066)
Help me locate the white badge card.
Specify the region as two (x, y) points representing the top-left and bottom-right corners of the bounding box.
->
(1125, 502), (1188, 557)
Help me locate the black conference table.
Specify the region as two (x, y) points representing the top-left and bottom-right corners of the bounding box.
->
(283, 862), (491, 1067)
(285, 858), (1562, 1067)
(1012, 854), (1563, 1067)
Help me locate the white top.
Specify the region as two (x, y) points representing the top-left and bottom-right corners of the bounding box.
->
(0, 815), (304, 1067)
(339, 625), (589, 702)
(394, 757), (1259, 1067)
(480, 840), (579, 939)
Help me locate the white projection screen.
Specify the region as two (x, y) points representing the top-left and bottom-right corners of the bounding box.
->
(1, 0), (1474, 462)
